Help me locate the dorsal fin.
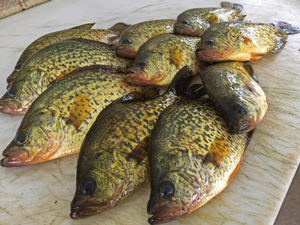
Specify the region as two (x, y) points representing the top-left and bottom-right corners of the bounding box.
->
(108, 22), (131, 34)
(69, 23), (95, 30)
(60, 38), (114, 49)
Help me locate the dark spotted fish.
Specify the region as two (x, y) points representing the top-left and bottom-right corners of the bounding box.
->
(175, 2), (245, 36)
(0, 40), (133, 114)
(6, 22), (130, 85)
(1, 67), (142, 167)
(117, 20), (175, 58)
(125, 34), (202, 86)
(70, 67), (194, 219)
(200, 61), (268, 133)
(196, 21), (300, 63)
(147, 99), (253, 224)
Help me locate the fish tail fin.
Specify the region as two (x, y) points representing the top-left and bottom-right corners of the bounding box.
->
(272, 21), (300, 34)
(221, 2), (243, 13)
(268, 27), (288, 54)
(166, 66), (193, 97)
(108, 22), (131, 34)
(236, 14), (246, 21)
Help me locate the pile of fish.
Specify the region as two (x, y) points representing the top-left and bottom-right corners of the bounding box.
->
(0, 2), (299, 224)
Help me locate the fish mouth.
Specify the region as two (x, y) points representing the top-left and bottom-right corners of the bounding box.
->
(196, 47), (219, 62)
(148, 204), (185, 224)
(117, 45), (137, 58)
(125, 69), (151, 85)
(70, 200), (112, 219)
(238, 118), (257, 133)
(1, 146), (29, 167)
(175, 25), (203, 36)
(0, 98), (29, 114)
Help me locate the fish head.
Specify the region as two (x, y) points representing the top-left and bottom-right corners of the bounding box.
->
(0, 67), (44, 114)
(125, 51), (169, 86)
(175, 13), (209, 36)
(147, 171), (202, 224)
(196, 24), (240, 62)
(221, 96), (258, 134)
(1, 109), (64, 167)
(70, 151), (125, 219)
(117, 32), (145, 58)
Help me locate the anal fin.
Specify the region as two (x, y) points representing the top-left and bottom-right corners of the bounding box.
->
(249, 52), (264, 63)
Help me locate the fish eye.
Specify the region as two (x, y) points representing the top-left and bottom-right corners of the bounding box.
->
(7, 87), (19, 97)
(122, 39), (131, 44)
(159, 181), (175, 198)
(137, 61), (147, 68)
(233, 103), (246, 114)
(80, 177), (97, 195)
(180, 20), (190, 25)
(15, 64), (22, 70)
(15, 132), (29, 145)
(206, 40), (214, 45)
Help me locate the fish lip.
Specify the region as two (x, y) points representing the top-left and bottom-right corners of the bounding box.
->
(148, 206), (185, 224)
(1, 147), (29, 167)
(117, 45), (137, 58)
(0, 99), (28, 114)
(125, 69), (151, 85)
(196, 47), (217, 62)
(70, 200), (110, 219)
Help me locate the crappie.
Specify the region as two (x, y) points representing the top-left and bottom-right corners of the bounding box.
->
(147, 99), (253, 224)
(117, 20), (175, 58)
(200, 61), (267, 133)
(196, 21), (300, 63)
(70, 67), (194, 219)
(175, 2), (245, 36)
(6, 22), (130, 85)
(1, 67), (142, 167)
(125, 34), (202, 86)
(0, 40), (133, 114)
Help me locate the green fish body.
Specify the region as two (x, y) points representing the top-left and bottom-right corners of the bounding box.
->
(125, 34), (202, 86)
(1, 68), (142, 167)
(70, 67), (194, 219)
(0, 40), (133, 114)
(175, 2), (245, 36)
(117, 20), (175, 58)
(6, 22), (130, 84)
(147, 99), (252, 224)
(200, 61), (268, 133)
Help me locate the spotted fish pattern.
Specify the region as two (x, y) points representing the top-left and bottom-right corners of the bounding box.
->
(196, 22), (287, 62)
(70, 67), (193, 219)
(125, 34), (202, 86)
(6, 22), (130, 85)
(200, 61), (268, 133)
(175, 4), (245, 36)
(117, 20), (175, 58)
(147, 99), (252, 224)
(0, 69), (143, 167)
(0, 40), (133, 114)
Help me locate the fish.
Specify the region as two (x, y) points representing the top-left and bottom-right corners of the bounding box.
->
(199, 61), (268, 133)
(0, 39), (133, 114)
(196, 21), (300, 63)
(70, 67), (194, 219)
(0, 66), (143, 167)
(117, 20), (175, 58)
(6, 22), (130, 85)
(125, 34), (202, 86)
(175, 2), (245, 36)
(147, 99), (253, 224)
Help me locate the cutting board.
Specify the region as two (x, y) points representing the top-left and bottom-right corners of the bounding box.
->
(0, 0), (299, 224)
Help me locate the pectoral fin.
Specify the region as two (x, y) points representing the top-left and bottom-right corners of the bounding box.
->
(68, 94), (92, 130)
(169, 45), (184, 68)
(244, 64), (259, 84)
(206, 15), (219, 25)
(127, 137), (149, 164)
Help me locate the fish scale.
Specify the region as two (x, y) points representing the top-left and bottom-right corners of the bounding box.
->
(0, 40), (133, 114)
(1, 70), (142, 167)
(70, 67), (193, 219)
(147, 99), (251, 224)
